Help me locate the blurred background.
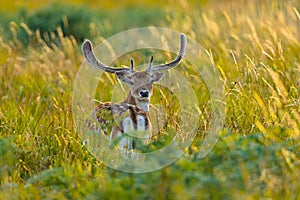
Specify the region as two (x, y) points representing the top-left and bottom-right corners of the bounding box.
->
(0, 0), (208, 45)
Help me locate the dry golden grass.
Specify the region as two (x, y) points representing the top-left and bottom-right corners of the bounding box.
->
(0, 0), (300, 199)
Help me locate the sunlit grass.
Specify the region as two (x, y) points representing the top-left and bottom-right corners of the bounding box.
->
(0, 0), (300, 199)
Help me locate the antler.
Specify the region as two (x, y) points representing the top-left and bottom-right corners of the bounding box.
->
(149, 33), (187, 72)
(146, 56), (154, 72)
(82, 40), (132, 73)
(82, 33), (186, 73)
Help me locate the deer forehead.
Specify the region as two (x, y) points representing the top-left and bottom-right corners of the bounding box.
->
(128, 71), (153, 92)
(131, 71), (152, 84)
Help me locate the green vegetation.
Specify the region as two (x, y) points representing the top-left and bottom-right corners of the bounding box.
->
(0, 0), (300, 199)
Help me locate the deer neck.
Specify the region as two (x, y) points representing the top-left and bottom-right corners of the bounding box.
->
(124, 92), (150, 113)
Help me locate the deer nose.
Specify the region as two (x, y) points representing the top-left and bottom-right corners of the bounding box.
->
(139, 90), (149, 98)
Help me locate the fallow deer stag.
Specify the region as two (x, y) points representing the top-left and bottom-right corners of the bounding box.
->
(82, 33), (186, 154)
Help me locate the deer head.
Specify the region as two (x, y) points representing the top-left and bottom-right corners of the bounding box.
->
(82, 33), (187, 112)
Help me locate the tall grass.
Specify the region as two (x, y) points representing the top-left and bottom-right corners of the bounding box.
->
(0, 0), (300, 199)
(167, 0), (300, 137)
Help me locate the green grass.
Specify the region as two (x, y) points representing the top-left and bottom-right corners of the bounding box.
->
(0, 0), (300, 199)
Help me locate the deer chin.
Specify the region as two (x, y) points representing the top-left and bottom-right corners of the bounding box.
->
(132, 94), (150, 102)
(137, 97), (150, 101)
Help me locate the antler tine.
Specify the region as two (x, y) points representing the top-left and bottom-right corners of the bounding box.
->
(150, 33), (187, 72)
(82, 40), (131, 73)
(130, 58), (134, 72)
(147, 56), (154, 72)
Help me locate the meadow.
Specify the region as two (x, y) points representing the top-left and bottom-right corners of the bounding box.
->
(0, 0), (300, 199)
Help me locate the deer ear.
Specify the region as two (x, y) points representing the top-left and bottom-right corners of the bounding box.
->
(115, 71), (134, 85)
(151, 71), (164, 83)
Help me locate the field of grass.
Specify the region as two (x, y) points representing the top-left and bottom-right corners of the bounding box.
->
(0, 0), (300, 199)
